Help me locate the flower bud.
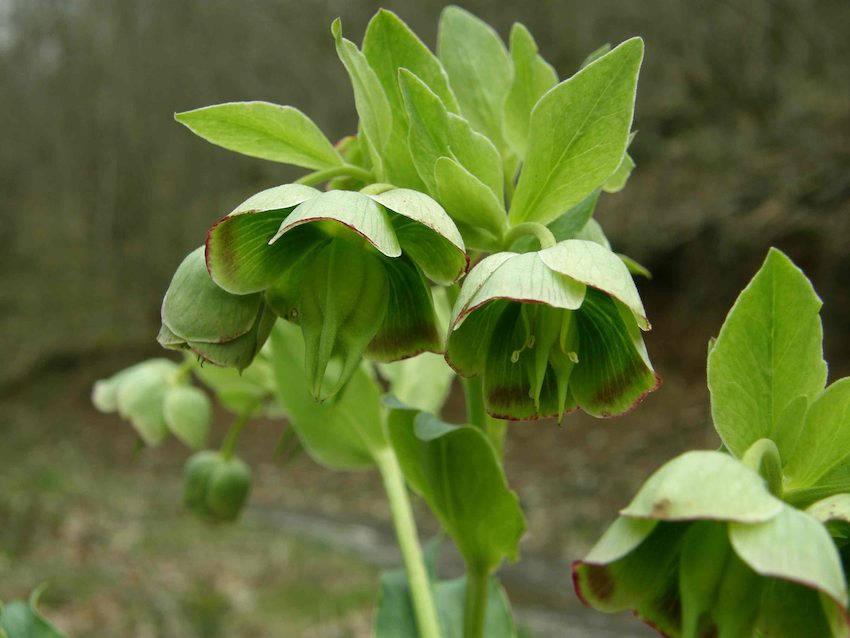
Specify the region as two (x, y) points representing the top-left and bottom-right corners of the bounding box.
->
(183, 450), (252, 522)
(158, 247), (275, 372)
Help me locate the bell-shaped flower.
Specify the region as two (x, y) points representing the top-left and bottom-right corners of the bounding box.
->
(204, 184), (466, 399)
(573, 451), (850, 637)
(446, 239), (657, 420)
(158, 247), (276, 372)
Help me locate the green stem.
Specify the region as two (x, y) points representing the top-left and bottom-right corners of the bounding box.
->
(462, 376), (506, 458)
(295, 163), (373, 187)
(171, 357), (196, 384)
(503, 222), (556, 251)
(374, 447), (442, 638)
(220, 402), (258, 460)
(463, 568), (489, 638)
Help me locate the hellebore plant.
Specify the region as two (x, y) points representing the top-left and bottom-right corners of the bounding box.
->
(60, 7), (841, 638)
(575, 250), (850, 637)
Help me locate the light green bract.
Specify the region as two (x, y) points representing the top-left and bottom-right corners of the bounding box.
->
(205, 184), (465, 399)
(575, 249), (850, 638)
(446, 239), (656, 420)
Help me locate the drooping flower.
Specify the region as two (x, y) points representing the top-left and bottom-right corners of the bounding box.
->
(204, 184), (466, 399)
(446, 239), (657, 420)
(573, 451), (850, 637)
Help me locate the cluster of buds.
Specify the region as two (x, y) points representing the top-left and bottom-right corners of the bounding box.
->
(183, 451), (252, 522)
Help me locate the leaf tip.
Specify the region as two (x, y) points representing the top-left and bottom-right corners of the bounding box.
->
(331, 17), (342, 41)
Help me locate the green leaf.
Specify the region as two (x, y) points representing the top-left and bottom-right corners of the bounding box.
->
(707, 248), (827, 459)
(0, 591), (69, 638)
(503, 23), (558, 159)
(582, 516), (658, 565)
(377, 353), (455, 415)
(363, 10), (459, 117)
(206, 184), (321, 294)
(332, 19), (393, 178)
(399, 70), (503, 201)
(437, 6), (513, 154)
(620, 450), (783, 523)
(268, 321), (385, 470)
(581, 43), (612, 69)
(729, 504), (848, 607)
(386, 405), (525, 573)
(434, 157), (506, 249)
(271, 189), (401, 257)
(509, 38), (644, 226)
(807, 494), (850, 544)
(175, 102), (343, 170)
(192, 356), (273, 414)
(785, 378), (850, 490)
(754, 579), (845, 638)
(163, 385), (211, 449)
(602, 152), (635, 193)
(546, 190), (600, 243)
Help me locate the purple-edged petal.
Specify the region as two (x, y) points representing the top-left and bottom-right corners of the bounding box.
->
(270, 189), (401, 257)
(206, 184), (321, 294)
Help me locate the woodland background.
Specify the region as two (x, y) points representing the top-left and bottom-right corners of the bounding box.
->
(2, 1), (850, 636)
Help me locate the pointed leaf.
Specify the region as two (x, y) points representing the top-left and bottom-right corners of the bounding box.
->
(175, 102), (343, 169)
(434, 157), (507, 249)
(0, 597), (69, 638)
(509, 38), (643, 225)
(438, 6), (512, 153)
(538, 239), (648, 328)
(399, 70), (503, 200)
(363, 9), (459, 116)
(707, 248), (827, 459)
(206, 184), (321, 294)
(332, 19), (392, 176)
(503, 23), (558, 159)
(602, 152), (635, 193)
(730, 504), (848, 607)
(387, 405), (525, 573)
(786, 378), (850, 490)
(268, 321), (386, 469)
(546, 190), (600, 243)
(620, 450), (783, 523)
(272, 189), (401, 257)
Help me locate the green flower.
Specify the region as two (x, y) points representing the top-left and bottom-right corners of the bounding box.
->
(573, 451), (850, 637)
(158, 246), (276, 372)
(204, 184), (466, 399)
(446, 239), (657, 420)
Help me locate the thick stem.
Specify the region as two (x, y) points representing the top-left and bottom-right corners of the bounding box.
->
(374, 447), (442, 638)
(503, 222), (556, 251)
(463, 568), (489, 638)
(462, 376), (506, 458)
(295, 164), (373, 187)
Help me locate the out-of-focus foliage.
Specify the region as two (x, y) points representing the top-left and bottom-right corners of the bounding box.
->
(3, 0), (850, 386)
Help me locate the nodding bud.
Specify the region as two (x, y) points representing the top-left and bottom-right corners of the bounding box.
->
(183, 451), (252, 523)
(158, 247), (274, 372)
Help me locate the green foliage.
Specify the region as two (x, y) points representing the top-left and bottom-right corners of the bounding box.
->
(509, 39), (643, 226)
(175, 102), (343, 170)
(386, 402), (525, 574)
(0, 588), (69, 638)
(708, 248), (827, 459)
(577, 249), (850, 637)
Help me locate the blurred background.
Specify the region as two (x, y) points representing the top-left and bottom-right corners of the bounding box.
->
(2, 0), (849, 635)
